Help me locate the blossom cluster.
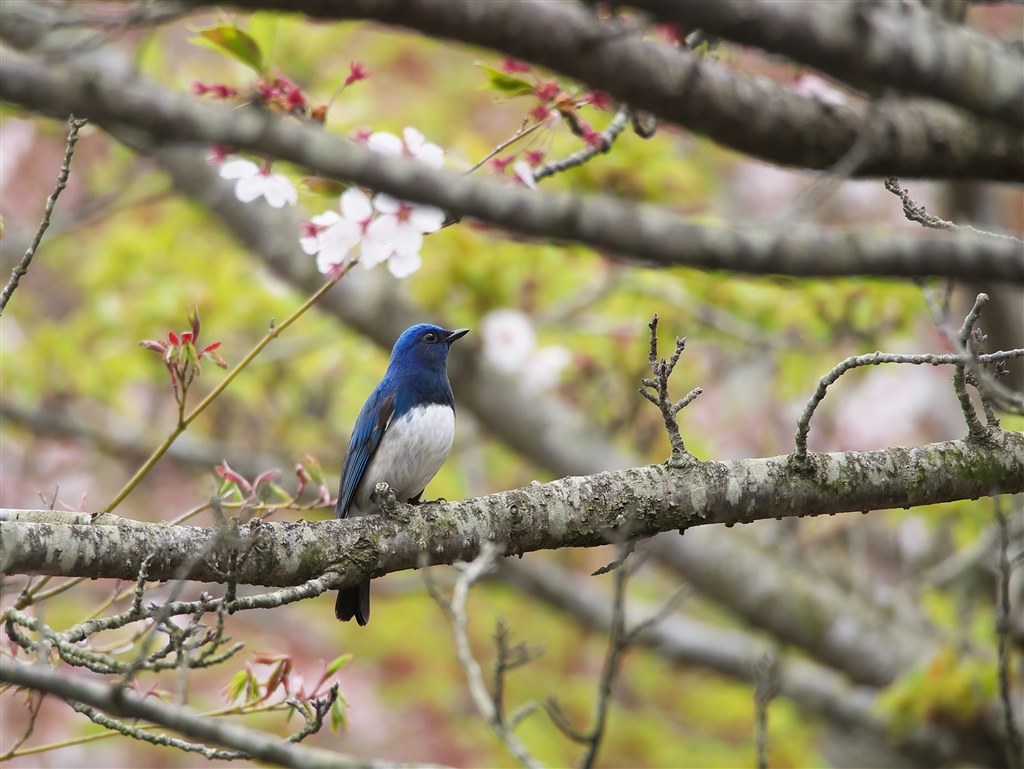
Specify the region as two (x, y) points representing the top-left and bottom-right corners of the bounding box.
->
(299, 127), (446, 279)
(211, 126), (445, 280)
(480, 309), (571, 392)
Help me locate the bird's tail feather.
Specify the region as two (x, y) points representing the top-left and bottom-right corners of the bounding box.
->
(335, 581), (371, 626)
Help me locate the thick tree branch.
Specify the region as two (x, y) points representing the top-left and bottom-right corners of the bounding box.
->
(194, 0), (1024, 180)
(627, 0), (1024, 129)
(2, 433), (1021, 586)
(1, 51), (1021, 283)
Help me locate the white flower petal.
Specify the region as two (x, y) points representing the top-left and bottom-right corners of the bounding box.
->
(522, 346), (572, 391)
(366, 214), (397, 242)
(317, 248), (347, 275)
(312, 210), (342, 227)
(391, 223), (423, 256)
(262, 175), (297, 208)
(513, 160), (537, 190)
(218, 157), (258, 180)
(414, 142), (444, 169)
(409, 204), (445, 234)
(367, 131), (402, 157)
(387, 249), (422, 279)
(480, 309), (536, 372)
(372, 193), (401, 215)
(340, 188), (372, 222)
(300, 236), (321, 255)
(403, 126), (427, 153)
(360, 217), (396, 269)
(233, 176), (265, 203)
(360, 239), (391, 269)
(320, 219), (362, 252)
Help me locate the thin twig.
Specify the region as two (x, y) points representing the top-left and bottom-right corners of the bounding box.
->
(68, 700), (245, 761)
(464, 120), (546, 177)
(638, 315), (702, 463)
(0, 115), (87, 316)
(533, 104), (630, 182)
(0, 690), (45, 761)
(578, 541), (631, 769)
(993, 499), (1023, 769)
(753, 653), (780, 769)
(952, 293), (989, 439)
(492, 619), (543, 731)
(772, 92), (883, 229)
(920, 284), (1023, 416)
(884, 177), (1020, 241)
(544, 540), (641, 768)
(432, 543), (544, 769)
(103, 264), (356, 513)
(793, 346), (1021, 459)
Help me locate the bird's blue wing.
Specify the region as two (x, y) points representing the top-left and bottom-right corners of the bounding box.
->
(337, 384), (396, 518)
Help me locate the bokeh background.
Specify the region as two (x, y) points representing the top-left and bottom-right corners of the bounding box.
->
(2, 3), (1022, 767)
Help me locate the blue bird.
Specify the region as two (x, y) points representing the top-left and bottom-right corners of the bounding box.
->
(335, 323), (469, 625)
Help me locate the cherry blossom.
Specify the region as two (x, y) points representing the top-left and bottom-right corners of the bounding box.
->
(512, 160), (537, 189)
(303, 188), (377, 275)
(367, 126), (444, 169)
(301, 127), (448, 279)
(481, 310), (536, 373)
(481, 309), (571, 391)
(218, 157), (297, 208)
(364, 193), (445, 278)
(522, 345), (571, 392)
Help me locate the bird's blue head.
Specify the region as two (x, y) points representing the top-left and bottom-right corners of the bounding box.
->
(387, 323), (469, 373)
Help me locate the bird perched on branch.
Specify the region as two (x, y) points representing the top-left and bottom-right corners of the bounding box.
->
(335, 323), (469, 625)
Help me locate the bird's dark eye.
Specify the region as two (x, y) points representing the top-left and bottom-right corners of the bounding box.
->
(423, 332), (438, 343)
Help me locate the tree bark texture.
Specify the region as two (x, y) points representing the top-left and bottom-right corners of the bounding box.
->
(3, 432), (1021, 587)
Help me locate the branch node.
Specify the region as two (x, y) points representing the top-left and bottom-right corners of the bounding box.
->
(638, 315), (701, 463)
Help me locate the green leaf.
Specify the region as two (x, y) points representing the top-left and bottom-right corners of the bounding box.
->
(325, 653), (353, 676)
(478, 65), (534, 97)
(192, 25), (265, 74)
(224, 670), (249, 702)
(302, 177), (347, 196)
(330, 698), (347, 731)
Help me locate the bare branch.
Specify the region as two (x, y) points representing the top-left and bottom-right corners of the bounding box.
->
(993, 499), (1024, 769)
(67, 701), (245, 762)
(884, 177), (1019, 241)
(532, 104), (630, 183)
(3, 11), (1023, 282)
(429, 543), (544, 769)
(0, 658), (439, 769)
(3, 431), (1023, 587)
(953, 293), (990, 439)
(639, 315), (702, 463)
(793, 346), (1022, 458)
(0, 114), (87, 316)
(630, 0), (1024, 129)
(175, 0), (1024, 180)
(753, 653), (780, 769)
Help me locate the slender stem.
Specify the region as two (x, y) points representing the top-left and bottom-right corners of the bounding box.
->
(0, 115), (87, 316)
(8, 697), (292, 759)
(464, 120), (545, 176)
(103, 267), (352, 512)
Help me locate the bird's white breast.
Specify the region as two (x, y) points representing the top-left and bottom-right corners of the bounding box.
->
(352, 404), (455, 515)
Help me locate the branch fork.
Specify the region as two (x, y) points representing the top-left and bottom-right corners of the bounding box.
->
(639, 314), (702, 465)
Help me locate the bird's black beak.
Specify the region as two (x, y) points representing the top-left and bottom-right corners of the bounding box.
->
(445, 328), (470, 345)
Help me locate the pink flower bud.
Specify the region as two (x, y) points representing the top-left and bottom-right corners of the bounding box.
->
(345, 61), (369, 86)
(500, 56), (530, 73)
